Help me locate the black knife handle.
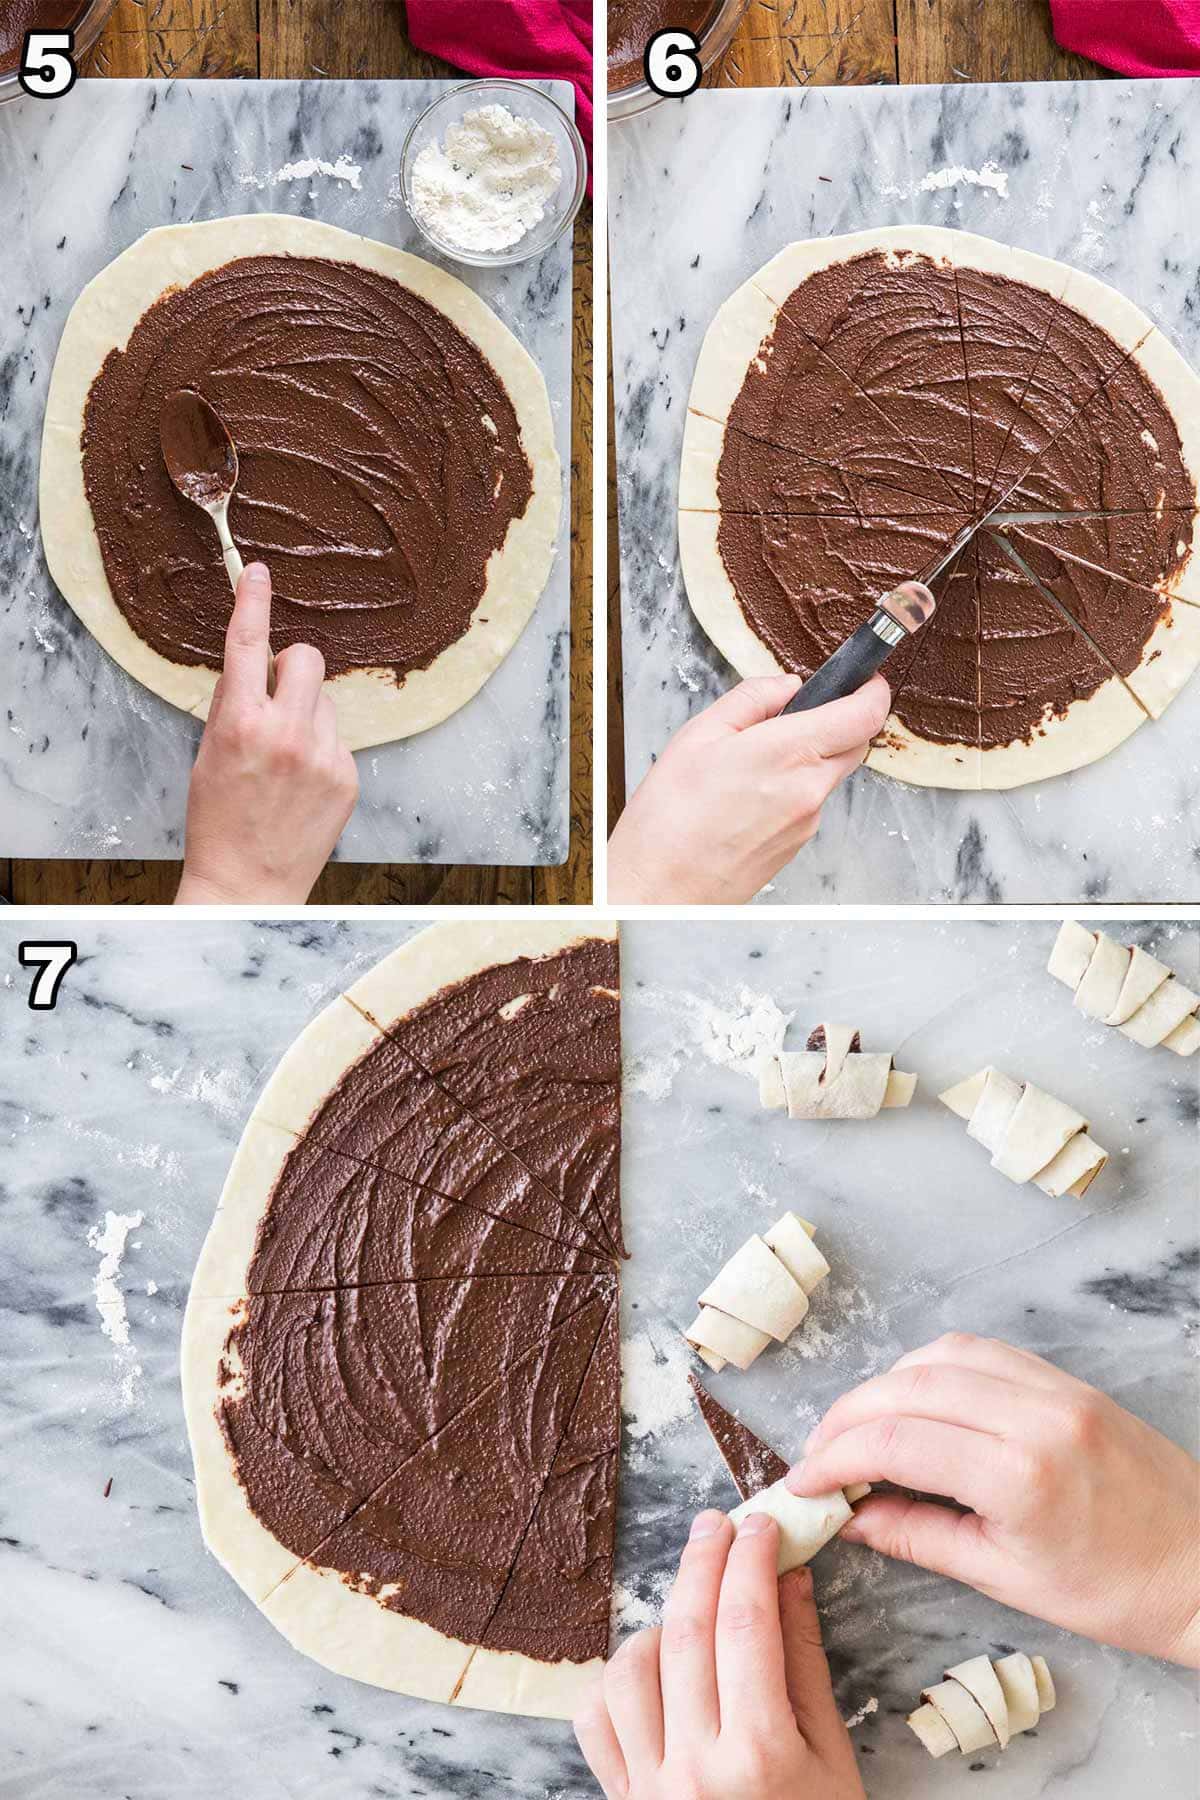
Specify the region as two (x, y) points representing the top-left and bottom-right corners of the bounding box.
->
(779, 621), (893, 716)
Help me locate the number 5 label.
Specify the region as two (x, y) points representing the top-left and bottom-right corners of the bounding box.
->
(19, 941), (78, 1010)
(20, 29), (78, 99)
(644, 28), (702, 99)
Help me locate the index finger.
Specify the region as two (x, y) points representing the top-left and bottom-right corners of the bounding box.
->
(714, 1514), (792, 1731)
(659, 1511), (733, 1747)
(221, 562), (272, 704)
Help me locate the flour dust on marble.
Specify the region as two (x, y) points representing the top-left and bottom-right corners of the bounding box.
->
(86, 1209), (145, 1408)
(237, 152), (363, 192)
(624, 983), (792, 1101)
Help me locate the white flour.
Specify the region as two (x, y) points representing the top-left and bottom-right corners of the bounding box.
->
(625, 985), (792, 1103)
(410, 104), (561, 253)
(621, 1328), (693, 1442)
(86, 1210), (145, 1407)
(881, 159), (1009, 202)
(238, 153), (363, 192)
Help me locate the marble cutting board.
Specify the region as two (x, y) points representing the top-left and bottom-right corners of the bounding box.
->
(1, 917), (1195, 1797)
(0, 78), (574, 865)
(610, 79), (1200, 902)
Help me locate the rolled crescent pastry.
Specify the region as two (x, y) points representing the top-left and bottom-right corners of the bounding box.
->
(908, 1650), (1055, 1759)
(1049, 922), (1200, 1055)
(684, 1212), (829, 1374)
(759, 1022), (918, 1120)
(727, 1475), (869, 1573)
(940, 1066), (1107, 1199)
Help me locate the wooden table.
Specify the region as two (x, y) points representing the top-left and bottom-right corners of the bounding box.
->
(6, 0), (592, 907)
(607, 0), (1109, 829)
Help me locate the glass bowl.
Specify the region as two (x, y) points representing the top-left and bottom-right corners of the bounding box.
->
(0, 0), (118, 106)
(400, 78), (586, 269)
(608, 0), (750, 122)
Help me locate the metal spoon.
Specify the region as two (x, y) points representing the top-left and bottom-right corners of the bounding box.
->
(160, 388), (245, 593)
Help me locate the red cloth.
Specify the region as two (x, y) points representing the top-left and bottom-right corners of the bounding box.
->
(1050, 0), (1200, 76)
(406, 0), (593, 186)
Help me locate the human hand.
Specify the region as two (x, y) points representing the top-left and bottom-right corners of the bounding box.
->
(606, 674), (890, 905)
(573, 1510), (866, 1799)
(791, 1332), (1200, 1667)
(175, 563), (359, 905)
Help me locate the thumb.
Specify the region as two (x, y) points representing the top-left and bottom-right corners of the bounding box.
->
(763, 673), (892, 760)
(777, 1567), (849, 1757)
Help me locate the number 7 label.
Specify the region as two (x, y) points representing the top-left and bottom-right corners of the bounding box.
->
(19, 940), (78, 1009)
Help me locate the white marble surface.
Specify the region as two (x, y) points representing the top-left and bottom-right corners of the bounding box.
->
(1, 918), (1196, 1796)
(610, 80), (1200, 901)
(0, 78), (573, 864)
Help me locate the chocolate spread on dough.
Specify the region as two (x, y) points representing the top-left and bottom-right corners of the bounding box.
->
(690, 1375), (787, 1502)
(222, 938), (621, 1666)
(608, 0), (716, 90)
(806, 1025), (861, 1055)
(81, 254), (534, 681)
(718, 250), (1193, 749)
(0, 0), (82, 73)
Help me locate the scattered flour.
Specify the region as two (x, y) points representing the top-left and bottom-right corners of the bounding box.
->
(239, 153), (362, 192)
(86, 1210), (145, 1407)
(410, 104), (562, 253)
(622, 1328), (694, 1442)
(881, 160), (1009, 202)
(694, 987), (791, 1074)
(843, 1696), (879, 1730)
(611, 1571), (673, 1635)
(625, 985), (792, 1103)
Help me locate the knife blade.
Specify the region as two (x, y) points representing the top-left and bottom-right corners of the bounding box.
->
(917, 471), (1030, 585)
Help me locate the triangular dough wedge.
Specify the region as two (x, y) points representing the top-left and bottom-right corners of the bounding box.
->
(454, 1302), (619, 1716)
(259, 1294), (611, 1703)
(976, 539), (1146, 789)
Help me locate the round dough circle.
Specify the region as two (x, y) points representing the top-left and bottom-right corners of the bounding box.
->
(41, 215), (562, 750)
(181, 920), (619, 1721)
(679, 225), (1200, 791)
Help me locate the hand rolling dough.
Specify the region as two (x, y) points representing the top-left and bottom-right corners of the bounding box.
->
(727, 1476), (869, 1572)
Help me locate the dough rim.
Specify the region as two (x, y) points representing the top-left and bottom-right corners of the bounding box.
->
(40, 214), (562, 750)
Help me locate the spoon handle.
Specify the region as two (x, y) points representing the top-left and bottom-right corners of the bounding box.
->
(212, 503), (272, 691)
(212, 503), (244, 594)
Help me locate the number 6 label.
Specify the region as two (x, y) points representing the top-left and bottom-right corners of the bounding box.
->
(644, 28), (702, 99)
(20, 29), (78, 99)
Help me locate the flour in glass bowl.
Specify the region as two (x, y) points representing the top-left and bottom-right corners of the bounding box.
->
(410, 103), (562, 253)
